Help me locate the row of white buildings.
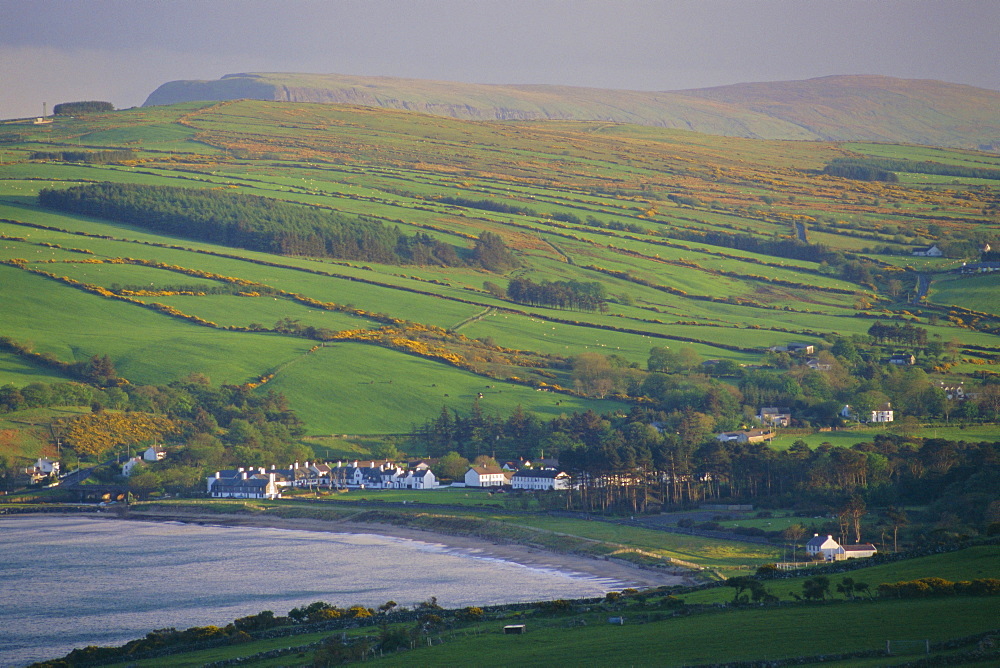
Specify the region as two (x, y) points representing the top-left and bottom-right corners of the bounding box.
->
(206, 460), (573, 499)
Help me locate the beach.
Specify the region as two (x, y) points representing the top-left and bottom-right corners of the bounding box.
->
(121, 507), (695, 589)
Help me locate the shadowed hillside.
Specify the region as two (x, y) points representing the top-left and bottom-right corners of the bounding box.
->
(142, 72), (1000, 149)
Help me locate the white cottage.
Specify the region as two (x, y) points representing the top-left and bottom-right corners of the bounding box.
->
(464, 466), (507, 487)
(805, 534), (844, 561)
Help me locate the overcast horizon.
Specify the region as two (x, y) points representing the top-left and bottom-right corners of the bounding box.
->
(2, 0), (998, 120)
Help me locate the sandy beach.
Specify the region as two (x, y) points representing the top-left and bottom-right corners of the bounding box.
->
(119, 508), (695, 589)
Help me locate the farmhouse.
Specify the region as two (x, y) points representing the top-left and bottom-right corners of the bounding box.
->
(465, 466), (508, 487)
(912, 244), (943, 257)
(143, 445), (167, 462)
(757, 407), (791, 427)
(716, 429), (775, 444)
(871, 403), (895, 423)
(840, 403), (895, 423)
(805, 534), (844, 561)
(888, 353), (915, 366)
(511, 469), (571, 491)
(806, 534), (877, 561)
(805, 358), (832, 371)
(768, 342), (814, 355)
(842, 543), (878, 558)
(958, 261), (1000, 274)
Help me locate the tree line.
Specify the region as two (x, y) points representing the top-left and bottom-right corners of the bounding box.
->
(53, 101), (115, 115)
(867, 321), (929, 347)
(38, 183), (514, 269)
(506, 277), (607, 311)
(412, 399), (998, 531)
(30, 149), (135, 164)
(822, 160), (900, 182)
(825, 156), (1000, 182)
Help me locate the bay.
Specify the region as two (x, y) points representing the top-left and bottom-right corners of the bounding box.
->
(0, 515), (623, 667)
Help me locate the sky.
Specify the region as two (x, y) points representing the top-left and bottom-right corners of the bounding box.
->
(1, 0), (998, 120)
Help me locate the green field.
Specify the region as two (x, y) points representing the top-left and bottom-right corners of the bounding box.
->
(0, 100), (998, 440)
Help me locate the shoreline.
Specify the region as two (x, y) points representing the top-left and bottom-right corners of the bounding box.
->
(112, 508), (696, 590)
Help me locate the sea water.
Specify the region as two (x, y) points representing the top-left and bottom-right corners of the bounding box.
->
(0, 515), (623, 666)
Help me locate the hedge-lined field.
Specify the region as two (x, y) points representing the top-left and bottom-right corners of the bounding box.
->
(1, 101), (999, 435)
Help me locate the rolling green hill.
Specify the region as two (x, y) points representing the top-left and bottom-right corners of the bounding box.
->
(142, 72), (1000, 149)
(0, 100), (998, 438)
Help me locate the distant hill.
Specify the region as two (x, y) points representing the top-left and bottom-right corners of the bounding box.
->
(143, 72), (1000, 150)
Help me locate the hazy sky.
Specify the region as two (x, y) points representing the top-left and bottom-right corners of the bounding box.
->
(2, 0), (998, 120)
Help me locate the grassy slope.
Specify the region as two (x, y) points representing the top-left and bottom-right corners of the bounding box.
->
(0, 101), (998, 436)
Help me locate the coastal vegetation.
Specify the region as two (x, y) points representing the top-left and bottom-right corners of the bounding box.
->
(26, 540), (1000, 667)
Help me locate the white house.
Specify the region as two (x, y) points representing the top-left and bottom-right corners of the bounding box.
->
(121, 457), (143, 477)
(805, 534), (844, 561)
(34, 458), (60, 475)
(207, 470), (280, 499)
(465, 466), (508, 487)
(871, 403), (894, 423)
(805, 534), (877, 561)
(912, 244), (943, 257)
(841, 403), (894, 423)
(399, 468), (437, 489)
(511, 469), (572, 491)
(143, 445), (166, 462)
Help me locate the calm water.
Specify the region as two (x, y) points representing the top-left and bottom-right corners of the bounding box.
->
(0, 515), (623, 666)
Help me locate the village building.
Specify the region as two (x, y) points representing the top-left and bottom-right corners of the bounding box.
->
(121, 457), (143, 477)
(511, 469), (572, 491)
(207, 469), (281, 499)
(888, 353), (916, 366)
(21, 458), (60, 485)
(464, 466), (508, 487)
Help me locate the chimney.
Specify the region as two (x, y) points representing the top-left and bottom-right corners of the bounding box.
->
(241, 471), (248, 480)
(215, 471), (221, 479)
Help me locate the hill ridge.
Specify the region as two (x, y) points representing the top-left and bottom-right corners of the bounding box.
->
(142, 72), (1000, 149)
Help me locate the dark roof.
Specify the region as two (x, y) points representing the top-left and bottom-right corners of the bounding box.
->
(211, 477), (272, 491)
(513, 469), (566, 479)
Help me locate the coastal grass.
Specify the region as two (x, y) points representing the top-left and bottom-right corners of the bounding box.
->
(372, 597), (1000, 667)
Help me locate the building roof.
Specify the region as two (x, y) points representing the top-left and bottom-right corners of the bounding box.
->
(512, 469), (567, 479)
(842, 544), (877, 552)
(805, 534), (839, 547)
(470, 466), (505, 475)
